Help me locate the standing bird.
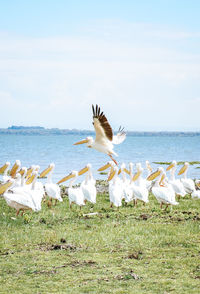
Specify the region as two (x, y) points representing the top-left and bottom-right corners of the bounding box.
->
(40, 163), (62, 205)
(166, 160), (186, 199)
(79, 164), (97, 204)
(73, 105), (126, 165)
(57, 171), (85, 209)
(108, 166), (123, 208)
(178, 162), (195, 194)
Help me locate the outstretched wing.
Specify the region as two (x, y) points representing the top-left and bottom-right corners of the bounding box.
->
(92, 105), (113, 142)
(112, 126), (126, 145)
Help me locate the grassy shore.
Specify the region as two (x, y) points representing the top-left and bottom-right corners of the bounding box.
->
(0, 186), (200, 294)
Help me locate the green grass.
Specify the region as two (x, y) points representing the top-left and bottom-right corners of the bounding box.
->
(153, 161), (200, 166)
(0, 191), (200, 294)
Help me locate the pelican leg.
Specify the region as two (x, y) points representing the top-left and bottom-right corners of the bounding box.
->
(143, 202), (146, 206)
(69, 202), (72, 209)
(165, 204), (169, 211)
(108, 154), (118, 166)
(21, 209), (25, 216)
(84, 199), (87, 204)
(54, 199), (57, 206)
(110, 203), (113, 208)
(160, 202), (163, 209)
(16, 209), (20, 216)
(47, 200), (52, 208)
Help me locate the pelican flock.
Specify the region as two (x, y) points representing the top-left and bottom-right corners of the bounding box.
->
(0, 105), (199, 216)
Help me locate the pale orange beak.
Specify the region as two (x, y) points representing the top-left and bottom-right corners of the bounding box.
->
(57, 173), (75, 185)
(40, 166), (53, 178)
(0, 180), (13, 195)
(147, 169), (161, 181)
(166, 163), (175, 171)
(0, 163), (9, 174)
(78, 166), (89, 176)
(108, 169), (116, 181)
(73, 139), (89, 145)
(178, 165), (187, 175)
(98, 162), (111, 172)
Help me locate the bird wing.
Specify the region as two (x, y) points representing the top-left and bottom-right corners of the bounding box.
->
(92, 105), (113, 142)
(112, 126), (126, 145)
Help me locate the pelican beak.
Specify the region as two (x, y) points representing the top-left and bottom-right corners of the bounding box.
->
(147, 169), (161, 181)
(108, 169), (116, 181)
(73, 139), (89, 145)
(57, 173), (75, 185)
(78, 166), (89, 176)
(26, 174), (36, 185)
(40, 166), (53, 178)
(159, 174), (165, 186)
(118, 168), (121, 175)
(0, 181), (13, 195)
(26, 167), (34, 179)
(124, 168), (130, 175)
(178, 165), (187, 175)
(10, 163), (19, 178)
(132, 171), (141, 182)
(166, 163), (174, 171)
(98, 162), (111, 171)
(0, 163), (9, 174)
(18, 169), (25, 176)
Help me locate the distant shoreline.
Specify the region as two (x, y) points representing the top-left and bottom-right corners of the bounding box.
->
(0, 126), (199, 136)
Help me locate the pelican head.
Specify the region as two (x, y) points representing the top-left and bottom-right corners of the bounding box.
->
(0, 162), (10, 174)
(178, 162), (189, 175)
(166, 160), (177, 171)
(73, 136), (94, 148)
(78, 163), (92, 176)
(39, 163), (55, 178)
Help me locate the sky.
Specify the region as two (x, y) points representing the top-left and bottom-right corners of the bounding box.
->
(0, 0), (200, 131)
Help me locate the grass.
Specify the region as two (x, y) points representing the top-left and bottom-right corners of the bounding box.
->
(0, 189), (200, 294)
(153, 161), (200, 166)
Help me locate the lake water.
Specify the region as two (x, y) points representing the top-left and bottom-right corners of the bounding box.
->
(0, 134), (199, 183)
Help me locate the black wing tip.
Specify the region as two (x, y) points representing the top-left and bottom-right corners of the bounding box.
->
(92, 104), (103, 118)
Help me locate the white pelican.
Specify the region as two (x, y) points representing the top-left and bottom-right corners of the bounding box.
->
(130, 166), (149, 206)
(147, 167), (178, 210)
(98, 161), (122, 185)
(74, 105), (126, 165)
(57, 171), (85, 209)
(0, 162), (11, 183)
(26, 171), (44, 211)
(119, 163), (133, 203)
(178, 162), (195, 194)
(79, 164), (97, 204)
(166, 160), (186, 198)
(40, 163), (62, 205)
(0, 178), (38, 216)
(108, 166), (123, 208)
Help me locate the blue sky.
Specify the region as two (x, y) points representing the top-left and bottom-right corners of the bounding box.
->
(0, 0), (200, 131)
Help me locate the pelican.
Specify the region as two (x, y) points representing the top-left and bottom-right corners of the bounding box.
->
(147, 167), (178, 210)
(26, 171), (44, 211)
(0, 162), (11, 183)
(40, 163), (62, 205)
(0, 178), (38, 216)
(130, 166), (149, 206)
(57, 171), (85, 209)
(178, 162), (195, 194)
(98, 161), (122, 185)
(74, 105), (126, 165)
(166, 160), (186, 198)
(108, 166), (123, 208)
(119, 163), (133, 204)
(79, 164), (97, 204)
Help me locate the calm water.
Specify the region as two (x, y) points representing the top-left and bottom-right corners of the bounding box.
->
(0, 134), (199, 183)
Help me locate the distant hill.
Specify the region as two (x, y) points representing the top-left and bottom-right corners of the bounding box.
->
(0, 126), (199, 136)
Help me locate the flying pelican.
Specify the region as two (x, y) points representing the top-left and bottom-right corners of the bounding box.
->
(166, 160), (186, 198)
(73, 105), (126, 165)
(40, 163), (62, 206)
(79, 164), (97, 204)
(0, 162), (11, 183)
(178, 162), (195, 194)
(57, 171), (85, 209)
